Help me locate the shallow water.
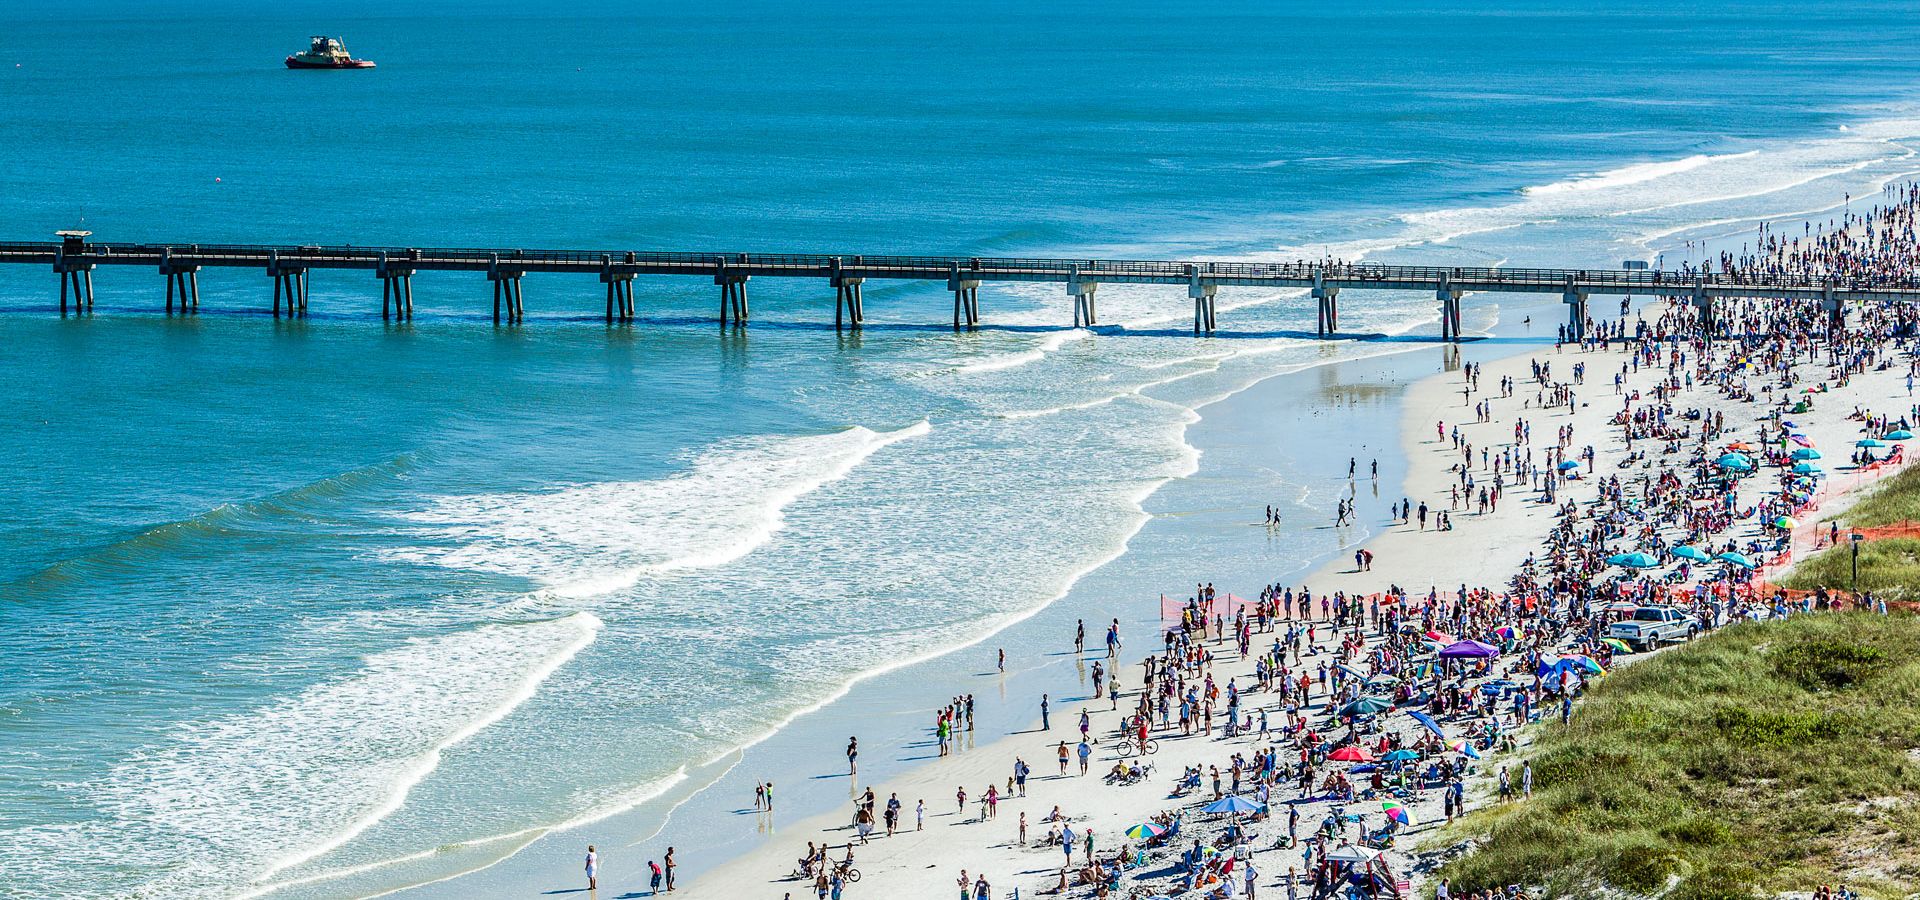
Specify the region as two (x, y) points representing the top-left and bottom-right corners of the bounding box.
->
(5, 1), (1920, 896)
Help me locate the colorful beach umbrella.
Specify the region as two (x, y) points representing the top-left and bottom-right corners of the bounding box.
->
(1603, 637), (1633, 653)
(1789, 435), (1814, 448)
(1439, 639), (1500, 659)
(1125, 822), (1169, 840)
(1772, 515), (1797, 529)
(1447, 739), (1482, 759)
(1567, 654), (1606, 675)
(1381, 799), (1413, 826)
(1491, 625), (1519, 641)
(1424, 630), (1456, 644)
(1327, 746), (1372, 762)
(1671, 546), (1710, 562)
(1725, 442), (1754, 452)
(1717, 551), (1757, 568)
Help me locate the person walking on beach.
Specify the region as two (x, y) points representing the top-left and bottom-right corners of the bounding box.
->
(1041, 693), (1050, 730)
(1077, 739), (1091, 775)
(1523, 759), (1534, 800)
(1075, 620), (1085, 654)
(649, 860), (663, 895)
(584, 845), (598, 893)
(1056, 740), (1070, 775)
(846, 737), (858, 776)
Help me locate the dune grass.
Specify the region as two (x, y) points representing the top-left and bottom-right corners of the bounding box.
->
(1828, 464), (1920, 528)
(1779, 538), (1920, 602)
(1432, 613), (1920, 899)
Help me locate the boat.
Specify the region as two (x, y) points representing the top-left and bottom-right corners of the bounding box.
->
(285, 36), (375, 70)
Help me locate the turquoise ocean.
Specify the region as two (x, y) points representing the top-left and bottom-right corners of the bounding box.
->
(5, 1), (1920, 896)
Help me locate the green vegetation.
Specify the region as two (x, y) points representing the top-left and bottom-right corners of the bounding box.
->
(1780, 538), (1920, 602)
(1828, 464), (1920, 528)
(1433, 614), (1920, 899)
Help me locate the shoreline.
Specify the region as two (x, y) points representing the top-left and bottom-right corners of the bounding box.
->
(366, 297), (1563, 899)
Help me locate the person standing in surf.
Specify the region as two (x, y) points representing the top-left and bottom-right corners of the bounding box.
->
(584, 844), (598, 893)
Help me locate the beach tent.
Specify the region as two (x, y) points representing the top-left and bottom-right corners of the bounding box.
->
(1671, 546), (1710, 562)
(1438, 639), (1499, 659)
(1717, 551), (1757, 569)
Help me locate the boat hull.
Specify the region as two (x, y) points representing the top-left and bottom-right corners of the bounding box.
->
(284, 57), (375, 69)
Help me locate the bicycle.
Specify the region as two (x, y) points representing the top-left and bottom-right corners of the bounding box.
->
(1115, 737), (1159, 758)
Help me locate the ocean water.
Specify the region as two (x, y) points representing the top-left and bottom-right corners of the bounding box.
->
(6, 1), (1920, 896)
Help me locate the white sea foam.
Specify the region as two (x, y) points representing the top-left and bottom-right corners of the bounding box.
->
(385, 422), (930, 596)
(84, 612), (602, 899)
(949, 330), (1081, 374)
(1523, 151), (1758, 196)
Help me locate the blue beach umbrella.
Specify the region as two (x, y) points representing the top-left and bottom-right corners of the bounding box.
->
(1407, 709), (1445, 738)
(1717, 551), (1757, 569)
(1339, 697), (1393, 718)
(1792, 462), (1824, 475)
(1790, 448), (1822, 460)
(1858, 438), (1889, 448)
(1381, 749), (1419, 762)
(1887, 430), (1914, 440)
(1204, 795), (1264, 815)
(1607, 552), (1658, 569)
(1671, 546), (1710, 562)
(1557, 460), (1580, 471)
(1716, 453), (1753, 472)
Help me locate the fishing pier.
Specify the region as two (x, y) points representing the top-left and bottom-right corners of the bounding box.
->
(9, 232), (1919, 340)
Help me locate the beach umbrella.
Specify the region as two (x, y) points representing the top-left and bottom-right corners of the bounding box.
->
(1671, 546), (1710, 562)
(1203, 795), (1264, 815)
(1858, 438), (1889, 448)
(1772, 515), (1796, 529)
(1791, 463), (1823, 476)
(1407, 709), (1445, 738)
(1447, 739), (1482, 759)
(1424, 630), (1456, 645)
(1607, 552), (1658, 569)
(1791, 447), (1822, 460)
(1725, 442), (1754, 451)
(1717, 551), (1757, 569)
(1339, 697), (1393, 718)
(1535, 655), (1564, 677)
(1491, 625), (1519, 641)
(1381, 749), (1419, 762)
(1887, 430), (1914, 440)
(1125, 822), (1168, 840)
(1439, 639), (1500, 659)
(1716, 453), (1753, 472)
(1790, 435), (1814, 448)
(1327, 746), (1372, 762)
(1325, 844), (1383, 863)
(1603, 637), (1633, 653)
(1567, 655), (1606, 675)
(1381, 799), (1413, 826)
(1557, 460), (1580, 471)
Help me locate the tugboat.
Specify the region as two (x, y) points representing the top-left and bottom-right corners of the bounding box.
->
(285, 36), (375, 69)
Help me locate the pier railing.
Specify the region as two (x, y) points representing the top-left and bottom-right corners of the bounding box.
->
(5, 237), (1916, 339)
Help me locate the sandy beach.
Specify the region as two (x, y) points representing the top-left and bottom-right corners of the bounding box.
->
(647, 294), (1916, 900)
